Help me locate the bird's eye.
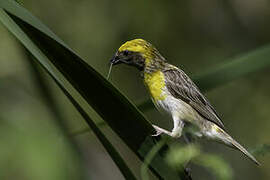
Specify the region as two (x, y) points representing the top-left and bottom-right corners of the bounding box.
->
(123, 50), (129, 56)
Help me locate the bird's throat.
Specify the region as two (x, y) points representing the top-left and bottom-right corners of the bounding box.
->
(144, 70), (167, 101)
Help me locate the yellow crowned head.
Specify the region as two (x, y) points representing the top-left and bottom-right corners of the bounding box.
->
(118, 39), (155, 59)
(110, 39), (165, 71)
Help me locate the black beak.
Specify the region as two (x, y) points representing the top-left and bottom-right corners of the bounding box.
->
(110, 55), (131, 66)
(110, 55), (122, 65)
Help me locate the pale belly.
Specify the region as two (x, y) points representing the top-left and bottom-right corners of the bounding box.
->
(155, 93), (201, 123)
(153, 91), (207, 136)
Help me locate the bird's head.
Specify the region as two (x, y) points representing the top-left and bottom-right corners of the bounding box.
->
(110, 39), (165, 71)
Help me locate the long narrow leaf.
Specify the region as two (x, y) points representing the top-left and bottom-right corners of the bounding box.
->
(31, 55), (137, 180)
(0, 1), (185, 179)
(0, 9), (136, 179)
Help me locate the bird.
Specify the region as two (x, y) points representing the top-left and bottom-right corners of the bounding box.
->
(109, 38), (259, 165)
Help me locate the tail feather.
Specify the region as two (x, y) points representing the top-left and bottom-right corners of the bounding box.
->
(229, 137), (260, 165)
(210, 124), (260, 165)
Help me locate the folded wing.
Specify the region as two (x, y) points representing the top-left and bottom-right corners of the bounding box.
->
(163, 67), (225, 129)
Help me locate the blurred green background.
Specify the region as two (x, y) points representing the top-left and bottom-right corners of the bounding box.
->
(1, 0), (270, 179)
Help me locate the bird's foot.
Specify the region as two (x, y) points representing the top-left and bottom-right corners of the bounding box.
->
(152, 125), (170, 136)
(152, 125), (182, 138)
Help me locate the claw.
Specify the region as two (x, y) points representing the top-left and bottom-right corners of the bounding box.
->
(152, 125), (163, 136)
(152, 125), (164, 136)
(152, 125), (170, 137)
(152, 128), (163, 136)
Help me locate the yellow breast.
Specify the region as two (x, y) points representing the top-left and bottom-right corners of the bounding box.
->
(144, 71), (167, 100)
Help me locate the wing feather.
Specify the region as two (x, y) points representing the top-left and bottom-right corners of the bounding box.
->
(163, 67), (225, 129)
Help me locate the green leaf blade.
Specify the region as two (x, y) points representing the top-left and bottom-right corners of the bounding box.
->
(0, 1), (185, 179)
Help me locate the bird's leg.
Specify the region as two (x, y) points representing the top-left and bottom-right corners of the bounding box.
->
(152, 116), (184, 138)
(171, 115), (184, 138)
(152, 125), (171, 136)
